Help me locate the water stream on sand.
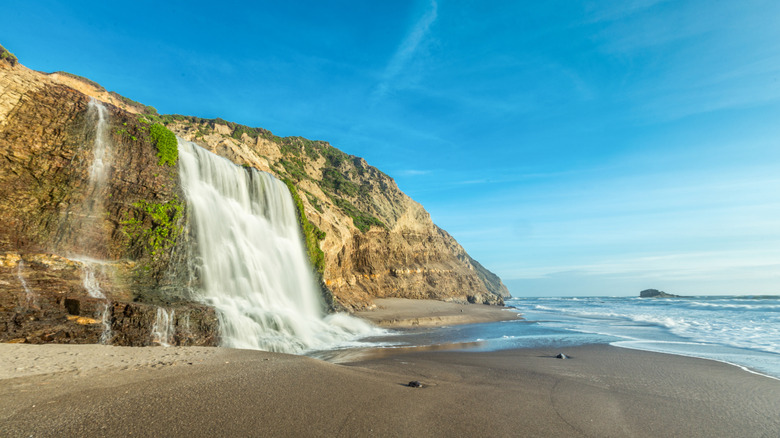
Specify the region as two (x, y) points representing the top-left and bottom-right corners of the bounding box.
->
(178, 139), (378, 353)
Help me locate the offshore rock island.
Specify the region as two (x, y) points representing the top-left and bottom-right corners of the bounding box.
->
(639, 289), (681, 298)
(0, 45), (508, 347)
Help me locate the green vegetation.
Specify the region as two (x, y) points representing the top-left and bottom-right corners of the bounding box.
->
(320, 144), (350, 167)
(133, 110), (387, 235)
(284, 179), (326, 275)
(149, 123), (178, 166)
(115, 128), (137, 141)
(0, 44), (18, 66)
(321, 167), (360, 197)
(122, 198), (184, 259)
(332, 197), (384, 233)
(305, 191), (324, 213)
(279, 157), (309, 182)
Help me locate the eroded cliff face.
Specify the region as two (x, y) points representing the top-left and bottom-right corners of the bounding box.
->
(0, 51), (509, 344)
(0, 59), (217, 345)
(167, 119), (510, 309)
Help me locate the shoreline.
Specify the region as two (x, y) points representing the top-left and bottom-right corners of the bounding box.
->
(610, 341), (780, 382)
(3, 300), (779, 436)
(2, 343), (779, 437)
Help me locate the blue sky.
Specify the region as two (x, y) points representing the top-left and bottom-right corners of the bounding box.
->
(4, 0), (780, 296)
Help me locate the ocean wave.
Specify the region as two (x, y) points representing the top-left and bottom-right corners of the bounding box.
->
(514, 296), (780, 357)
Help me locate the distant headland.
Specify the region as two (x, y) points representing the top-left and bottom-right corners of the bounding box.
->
(639, 289), (681, 298)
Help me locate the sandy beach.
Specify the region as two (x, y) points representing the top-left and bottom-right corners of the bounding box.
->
(356, 298), (520, 327)
(2, 344), (779, 437)
(2, 300), (779, 437)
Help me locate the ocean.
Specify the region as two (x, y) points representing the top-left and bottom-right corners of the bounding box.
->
(326, 296), (780, 380)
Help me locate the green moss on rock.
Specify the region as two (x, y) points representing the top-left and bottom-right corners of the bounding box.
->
(122, 198), (184, 259)
(149, 123), (178, 166)
(284, 179), (326, 275)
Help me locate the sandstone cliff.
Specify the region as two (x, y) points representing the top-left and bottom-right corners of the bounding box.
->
(166, 117), (510, 309)
(0, 54), (217, 345)
(0, 47), (509, 345)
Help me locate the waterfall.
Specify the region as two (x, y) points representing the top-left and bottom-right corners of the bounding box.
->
(65, 98), (113, 261)
(66, 99), (114, 302)
(99, 302), (113, 345)
(151, 308), (175, 347)
(87, 98), (111, 189)
(79, 259), (106, 299)
(178, 139), (376, 353)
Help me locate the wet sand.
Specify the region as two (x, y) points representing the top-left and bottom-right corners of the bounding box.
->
(356, 298), (520, 327)
(2, 343), (778, 437)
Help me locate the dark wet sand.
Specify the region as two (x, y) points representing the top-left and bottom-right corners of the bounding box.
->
(1, 344), (778, 437)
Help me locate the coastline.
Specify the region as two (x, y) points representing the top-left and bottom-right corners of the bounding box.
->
(2, 343), (779, 437)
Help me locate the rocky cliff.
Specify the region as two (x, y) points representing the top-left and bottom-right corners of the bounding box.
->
(0, 46), (509, 345)
(0, 52), (217, 345)
(166, 117), (510, 309)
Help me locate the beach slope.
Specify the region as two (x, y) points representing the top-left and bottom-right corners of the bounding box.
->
(1, 343), (778, 437)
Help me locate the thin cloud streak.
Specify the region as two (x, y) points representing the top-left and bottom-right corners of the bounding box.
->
(371, 0), (438, 103)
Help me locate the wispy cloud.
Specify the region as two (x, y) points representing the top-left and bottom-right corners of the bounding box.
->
(371, 0), (438, 103)
(584, 0), (670, 24)
(507, 249), (780, 280)
(397, 169), (432, 176)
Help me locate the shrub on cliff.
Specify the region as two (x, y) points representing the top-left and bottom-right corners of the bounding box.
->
(0, 44), (18, 66)
(149, 123), (178, 166)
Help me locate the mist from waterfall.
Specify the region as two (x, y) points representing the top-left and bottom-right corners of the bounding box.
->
(16, 260), (37, 307)
(178, 139), (377, 353)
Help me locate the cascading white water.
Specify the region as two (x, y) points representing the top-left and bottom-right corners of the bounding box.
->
(79, 259), (106, 299)
(68, 98), (112, 261)
(99, 302), (113, 345)
(87, 98), (111, 189)
(74, 99), (114, 345)
(178, 139), (377, 353)
(151, 308), (175, 347)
